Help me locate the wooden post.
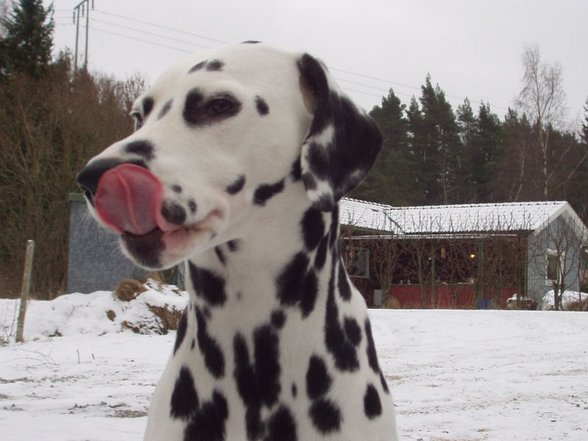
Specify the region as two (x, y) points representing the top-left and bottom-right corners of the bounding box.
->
(16, 240), (35, 343)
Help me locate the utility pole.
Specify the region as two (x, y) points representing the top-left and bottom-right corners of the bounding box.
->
(73, 0), (94, 73)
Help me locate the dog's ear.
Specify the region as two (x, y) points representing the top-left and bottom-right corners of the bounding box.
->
(297, 54), (382, 211)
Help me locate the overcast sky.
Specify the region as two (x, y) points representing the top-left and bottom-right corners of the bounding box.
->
(49, 0), (587, 126)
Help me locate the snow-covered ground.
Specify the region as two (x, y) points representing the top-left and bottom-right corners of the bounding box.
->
(1, 289), (587, 441)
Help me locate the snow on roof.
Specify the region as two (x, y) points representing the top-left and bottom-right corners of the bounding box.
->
(340, 198), (583, 236)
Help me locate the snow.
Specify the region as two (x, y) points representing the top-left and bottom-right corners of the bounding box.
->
(340, 198), (583, 236)
(541, 290), (586, 310)
(1, 290), (588, 440)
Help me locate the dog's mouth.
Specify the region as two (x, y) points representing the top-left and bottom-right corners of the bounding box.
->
(92, 164), (222, 268)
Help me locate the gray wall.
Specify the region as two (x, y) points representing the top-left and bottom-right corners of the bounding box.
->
(526, 213), (582, 302)
(67, 194), (148, 293)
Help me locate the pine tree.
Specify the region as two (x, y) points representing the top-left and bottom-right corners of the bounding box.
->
(458, 99), (503, 204)
(413, 76), (462, 204)
(352, 89), (415, 205)
(405, 96), (427, 204)
(0, 0), (54, 78)
(471, 103), (503, 203)
(457, 99), (477, 202)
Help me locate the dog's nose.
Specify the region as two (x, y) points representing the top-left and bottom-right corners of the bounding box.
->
(76, 158), (125, 203)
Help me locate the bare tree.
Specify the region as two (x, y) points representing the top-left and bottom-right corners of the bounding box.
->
(527, 215), (586, 310)
(0, 61), (144, 297)
(516, 44), (567, 199)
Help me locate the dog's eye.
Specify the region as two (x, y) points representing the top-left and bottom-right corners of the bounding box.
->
(207, 98), (234, 115)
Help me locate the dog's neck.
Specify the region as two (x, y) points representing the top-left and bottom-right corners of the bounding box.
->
(183, 192), (342, 324)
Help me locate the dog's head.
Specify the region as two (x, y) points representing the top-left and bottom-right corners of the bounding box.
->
(77, 43), (381, 269)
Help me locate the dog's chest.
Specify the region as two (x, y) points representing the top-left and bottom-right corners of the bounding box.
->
(154, 257), (394, 441)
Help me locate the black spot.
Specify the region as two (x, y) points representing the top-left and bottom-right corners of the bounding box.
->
(270, 310), (286, 329)
(277, 252), (318, 317)
(338, 263), (352, 301)
(297, 54), (330, 137)
(309, 399), (342, 434)
(314, 235), (328, 270)
(276, 253), (308, 305)
(365, 319), (380, 374)
(171, 184), (182, 193)
(191, 338), (195, 350)
(170, 366), (199, 420)
(188, 199), (197, 214)
(233, 325), (282, 437)
(301, 172), (317, 191)
(324, 252), (359, 372)
(328, 206), (339, 248)
(255, 96), (269, 116)
(242, 40), (261, 44)
(122, 229), (163, 269)
(161, 201), (187, 226)
(300, 270), (318, 317)
(343, 317), (361, 347)
(195, 308), (225, 378)
(189, 263), (227, 306)
(183, 89), (204, 125)
(233, 333), (258, 407)
(292, 383), (298, 398)
(184, 390), (228, 441)
(214, 247), (226, 265)
(174, 309), (188, 354)
(306, 141), (330, 180)
(363, 384), (382, 419)
(245, 408), (264, 440)
(206, 59), (224, 71)
(313, 193), (336, 212)
(380, 371), (390, 394)
(306, 355), (332, 400)
(158, 99), (173, 120)
(184, 89), (242, 126)
(301, 208), (325, 250)
(188, 61), (207, 73)
(143, 97), (154, 118)
(125, 140), (155, 161)
(226, 175), (246, 195)
(253, 325), (281, 406)
(266, 406), (297, 441)
(290, 159), (302, 181)
(227, 240), (239, 252)
(253, 179), (285, 206)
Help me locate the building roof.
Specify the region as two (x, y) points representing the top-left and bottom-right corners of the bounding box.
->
(340, 198), (586, 237)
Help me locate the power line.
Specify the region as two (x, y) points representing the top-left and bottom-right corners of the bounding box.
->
(332, 67), (422, 93)
(89, 26), (193, 53)
(94, 9), (228, 45)
(90, 17), (210, 48)
(64, 8), (510, 112)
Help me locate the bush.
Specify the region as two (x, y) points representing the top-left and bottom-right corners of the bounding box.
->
(0, 55), (145, 298)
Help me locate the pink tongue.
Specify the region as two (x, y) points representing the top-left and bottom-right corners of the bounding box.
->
(95, 164), (163, 235)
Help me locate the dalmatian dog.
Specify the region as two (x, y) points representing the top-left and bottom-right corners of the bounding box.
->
(77, 42), (398, 441)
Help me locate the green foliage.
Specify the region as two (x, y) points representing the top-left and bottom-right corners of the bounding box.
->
(0, 0), (54, 79)
(415, 76), (463, 204)
(459, 101), (503, 203)
(352, 89), (416, 205)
